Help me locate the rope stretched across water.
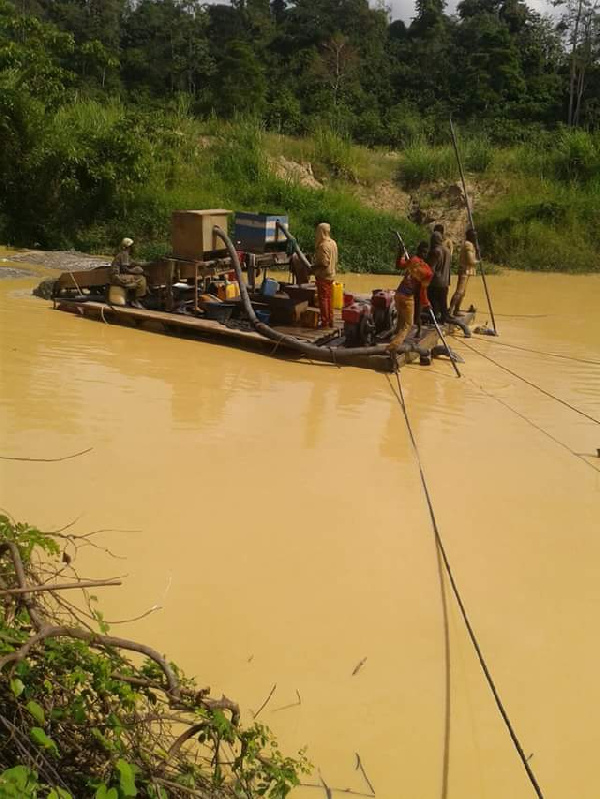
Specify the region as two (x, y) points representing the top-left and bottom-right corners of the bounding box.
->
(462, 339), (600, 425)
(473, 337), (600, 368)
(467, 375), (600, 474)
(386, 369), (545, 799)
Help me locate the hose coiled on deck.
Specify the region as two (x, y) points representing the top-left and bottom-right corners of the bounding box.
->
(213, 225), (427, 366)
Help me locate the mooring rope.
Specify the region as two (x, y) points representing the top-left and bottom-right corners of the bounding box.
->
(473, 337), (600, 368)
(386, 369), (545, 798)
(468, 376), (600, 474)
(461, 339), (600, 425)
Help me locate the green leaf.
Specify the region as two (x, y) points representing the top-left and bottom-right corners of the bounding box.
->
(26, 700), (45, 725)
(95, 785), (118, 799)
(48, 788), (73, 799)
(29, 726), (58, 755)
(0, 765), (34, 790)
(116, 759), (137, 797)
(10, 678), (25, 697)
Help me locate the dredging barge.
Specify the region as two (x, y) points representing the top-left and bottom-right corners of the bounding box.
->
(52, 210), (475, 372)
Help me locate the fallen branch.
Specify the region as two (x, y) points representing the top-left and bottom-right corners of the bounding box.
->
(0, 625), (181, 696)
(300, 784), (374, 797)
(0, 578), (122, 596)
(0, 447), (93, 462)
(0, 521), (305, 798)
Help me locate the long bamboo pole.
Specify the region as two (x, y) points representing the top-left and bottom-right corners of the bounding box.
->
(449, 118), (498, 335)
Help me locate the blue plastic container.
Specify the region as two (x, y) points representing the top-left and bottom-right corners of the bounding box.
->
(255, 309), (271, 324)
(234, 212), (289, 252)
(260, 278), (279, 297)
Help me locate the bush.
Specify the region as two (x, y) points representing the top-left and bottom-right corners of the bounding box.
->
(477, 180), (600, 272)
(0, 516), (310, 798)
(310, 125), (359, 180)
(463, 134), (494, 173)
(399, 143), (457, 187)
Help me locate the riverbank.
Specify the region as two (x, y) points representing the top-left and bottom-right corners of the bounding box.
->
(2, 100), (598, 275)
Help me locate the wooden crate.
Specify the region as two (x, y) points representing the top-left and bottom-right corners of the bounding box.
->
(171, 210), (231, 260)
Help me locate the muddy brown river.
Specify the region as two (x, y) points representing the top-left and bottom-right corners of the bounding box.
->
(1, 258), (599, 798)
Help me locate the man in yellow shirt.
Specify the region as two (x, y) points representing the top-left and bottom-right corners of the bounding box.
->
(449, 228), (477, 317)
(312, 223), (338, 327)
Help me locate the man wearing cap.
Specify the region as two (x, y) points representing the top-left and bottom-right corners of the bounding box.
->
(110, 237), (148, 309)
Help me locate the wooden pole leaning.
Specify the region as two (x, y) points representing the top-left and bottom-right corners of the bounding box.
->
(449, 118), (498, 336)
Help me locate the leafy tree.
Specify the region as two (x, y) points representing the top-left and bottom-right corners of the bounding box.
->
(213, 39), (268, 117)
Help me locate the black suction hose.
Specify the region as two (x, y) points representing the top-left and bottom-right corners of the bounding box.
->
(275, 220), (313, 274)
(212, 226), (426, 364)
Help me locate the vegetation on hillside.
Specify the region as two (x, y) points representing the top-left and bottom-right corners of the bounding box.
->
(0, 0), (599, 273)
(0, 516), (309, 798)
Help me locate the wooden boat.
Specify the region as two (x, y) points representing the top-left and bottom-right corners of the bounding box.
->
(53, 292), (475, 372)
(51, 210), (476, 372)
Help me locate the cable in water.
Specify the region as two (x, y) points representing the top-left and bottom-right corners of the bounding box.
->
(461, 339), (600, 425)
(467, 376), (600, 474)
(473, 337), (600, 367)
(386, 369), (545, 799)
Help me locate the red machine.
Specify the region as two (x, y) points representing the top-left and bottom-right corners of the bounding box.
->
(371, 289), (398, 335)
(342, 301), (375, 347)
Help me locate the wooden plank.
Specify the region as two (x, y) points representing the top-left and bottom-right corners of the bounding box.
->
(55, 300), (475, 373)
(57, 268), (110, 289)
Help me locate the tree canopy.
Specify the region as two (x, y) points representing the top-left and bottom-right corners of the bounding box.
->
(1, 0), (598, 140)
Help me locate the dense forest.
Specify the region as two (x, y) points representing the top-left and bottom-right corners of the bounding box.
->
(4, 0), (600, 139)
(1, 0), (599, 271)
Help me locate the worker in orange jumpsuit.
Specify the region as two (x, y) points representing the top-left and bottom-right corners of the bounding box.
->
(388, 241), (433, 352)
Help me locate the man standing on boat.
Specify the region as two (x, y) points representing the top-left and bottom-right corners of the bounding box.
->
(388, 241), (433, 353)
(313, 223), (338, 327)
(449, 228), (477, 317)
(427, 230), (452, 321)
(110, 237), (148, 309)
(433, 223), (453, 259)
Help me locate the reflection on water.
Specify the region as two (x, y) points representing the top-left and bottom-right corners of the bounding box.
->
(1, 264), (600, 798)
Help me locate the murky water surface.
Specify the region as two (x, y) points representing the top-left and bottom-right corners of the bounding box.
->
(1, 257), (599, 798)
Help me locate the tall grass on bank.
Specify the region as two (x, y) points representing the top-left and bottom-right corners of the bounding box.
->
(499, 128), (600, 184)
(477, 179), (600, 272)
(399, 135), (494, 187)
(22, 107), (420, 272)
(136, 119), (422, 271)
(2, 90), (599, 273)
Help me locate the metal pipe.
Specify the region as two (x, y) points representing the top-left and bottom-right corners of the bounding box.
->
(449, 118), (498, 335)
(212, 225), (426, 365)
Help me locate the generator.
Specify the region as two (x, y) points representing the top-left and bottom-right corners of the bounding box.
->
(342, 301), (375, 347)
(371, 289), (398, 336)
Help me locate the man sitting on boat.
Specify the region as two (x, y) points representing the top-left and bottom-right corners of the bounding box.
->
(110, 237), (148, 309)
(388, 241), (433, 353)
(313, 222), (338, 328)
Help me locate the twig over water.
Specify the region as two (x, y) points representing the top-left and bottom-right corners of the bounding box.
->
(0, 447), (93, 462)
(252, 683), (277, 719)
(352, 657), (367, 676)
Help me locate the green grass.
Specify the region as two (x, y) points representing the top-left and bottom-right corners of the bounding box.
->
(109, 116), (422, 272)
(477, 177), (600, 272)
(3, 95), (598, 274)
